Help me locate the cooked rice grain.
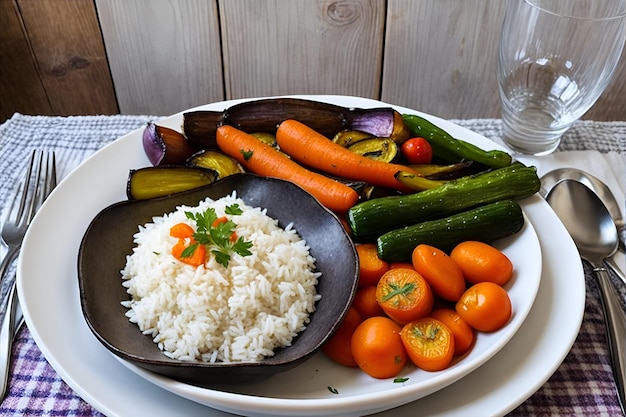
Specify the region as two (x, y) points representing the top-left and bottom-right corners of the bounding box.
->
(120, 193), (321, 362)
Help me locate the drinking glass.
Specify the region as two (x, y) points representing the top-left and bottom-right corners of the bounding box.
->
(497, 0), (626, 155)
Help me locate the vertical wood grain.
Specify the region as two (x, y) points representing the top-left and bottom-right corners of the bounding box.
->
(383, 0), (626, 121)
(219, 0), (386, 100)
(96, 0), (224, 116)
(0, 0), (51, 122)
(382, 0), (505, 119)
(17, 0), (118, 116)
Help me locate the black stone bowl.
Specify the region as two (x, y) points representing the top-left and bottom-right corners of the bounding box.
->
(77, 174), (358, 385)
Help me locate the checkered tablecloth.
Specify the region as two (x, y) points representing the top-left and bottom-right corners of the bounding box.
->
(0, 112), (624, 416)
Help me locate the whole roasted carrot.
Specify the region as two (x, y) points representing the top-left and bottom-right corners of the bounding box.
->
(276, 119), (415, 192)
(216, 125), (359, 213)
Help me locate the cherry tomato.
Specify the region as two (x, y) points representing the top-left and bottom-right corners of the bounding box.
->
(356, 243), (389, 288)
(450, 241), (514, 286)
(351, 316), (407, 379)
(400, 317), (455, 371)
(401, 137), (433, 164)
(376, 267), (434, 324)
(430, 308), (475, 356)
(352, 286), (385, 319)
(456, 282), (512, 332)
(322, 307), (363, 367)
(412, 244), (466, 302)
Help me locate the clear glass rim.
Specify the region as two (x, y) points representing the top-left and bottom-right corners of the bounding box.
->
(524, 0), (626, 21)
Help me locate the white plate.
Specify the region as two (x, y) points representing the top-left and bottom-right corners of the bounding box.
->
(17, 96), (583, 417)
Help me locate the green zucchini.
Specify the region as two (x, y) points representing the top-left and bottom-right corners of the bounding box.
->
(377, 199), (524, 262)
(347, 163), (539, 240)
(402, 114), (512, 168)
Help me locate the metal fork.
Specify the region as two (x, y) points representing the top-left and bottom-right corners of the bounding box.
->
(0, 150), (57, 400)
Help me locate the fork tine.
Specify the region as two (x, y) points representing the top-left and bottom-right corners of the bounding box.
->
(10, 151), (38, 224)
(45, 151), (57, 197)
(17, 150), (44, 227)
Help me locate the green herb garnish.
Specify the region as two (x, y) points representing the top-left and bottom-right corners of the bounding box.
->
(241, 149), (254, 161)
(393, 377), (409, 383)
(184, 203), (253, 267)
(327, 386), (339, 394)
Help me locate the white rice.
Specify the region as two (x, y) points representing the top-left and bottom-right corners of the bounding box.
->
(120, 192), (321, 363)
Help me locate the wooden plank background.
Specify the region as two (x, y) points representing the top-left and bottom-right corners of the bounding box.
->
(2, 0), (625, 123)
(95, 0), (224, 116)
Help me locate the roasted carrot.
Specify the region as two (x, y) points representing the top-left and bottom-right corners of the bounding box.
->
(275, 119), (416, 192)
(216, 125), (359, 212)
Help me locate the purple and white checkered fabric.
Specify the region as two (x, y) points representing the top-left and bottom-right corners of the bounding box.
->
(0, 113), (624, 416)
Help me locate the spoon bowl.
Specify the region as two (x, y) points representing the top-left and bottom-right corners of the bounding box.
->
(541, 168), (625, 284)
(546, 179), (626, 414)
(546, 179), (618, 264)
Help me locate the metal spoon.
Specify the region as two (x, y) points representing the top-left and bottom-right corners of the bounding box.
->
(547, 179), (626, 414)
(541, 168), (625, 285)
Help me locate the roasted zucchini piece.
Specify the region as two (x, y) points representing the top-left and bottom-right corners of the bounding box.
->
(127, 166), (218, 200)
(347, 138), (399, 163)
(186, 150), (245, 179)
(332, 130), (373, 148)
(250, 132), (278, 148)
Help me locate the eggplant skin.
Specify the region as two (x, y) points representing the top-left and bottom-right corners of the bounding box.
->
(126, 166), (218, 200)
(182, 98), (400, 148)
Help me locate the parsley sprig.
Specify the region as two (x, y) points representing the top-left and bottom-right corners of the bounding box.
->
(183, 203), (253, 267)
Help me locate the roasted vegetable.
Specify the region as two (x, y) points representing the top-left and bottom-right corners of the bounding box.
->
(275, 119), (415, 193)
(250, 132), (278, 148)
(183, 98), (410, 148)
(347, 138), (399, 163)
(409, 161), (476, 179)
(186, 150), (245, 179)
(347, 163), (540, 240)
(360, 185), (397, 201)
(216, 125), (360, 213)
(394, 171), (447, 191)
(332, 130), (373, 147)
(142, 122), (198, 166)
(127, 166), (218, 200)
(402, 114), (512, 168)
(376, 200), (524, 262)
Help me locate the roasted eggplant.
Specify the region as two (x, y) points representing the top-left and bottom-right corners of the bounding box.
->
(127, 166), (218, 200)
(142, 122), (198, 166)
(186, 150), (245, 179)
(347, 138), (399, 163)
(332, 130), (373, 147)
(183, 98), (410, 148)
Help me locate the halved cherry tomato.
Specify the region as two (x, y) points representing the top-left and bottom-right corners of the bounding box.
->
(351, 316), (407, 379)
(412, 244), (466, 302)
(456, 282), (512, 332)
(450, 241), (514, 286)
(352, 286), (385, 319)
(356, 243), (389, 287)
(400, 317), (455, 371)
(322, 307), (363, 367)
(401, 137), (433, 164)
(376, 267), (434, 324)
(430, 308), (475, 356)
